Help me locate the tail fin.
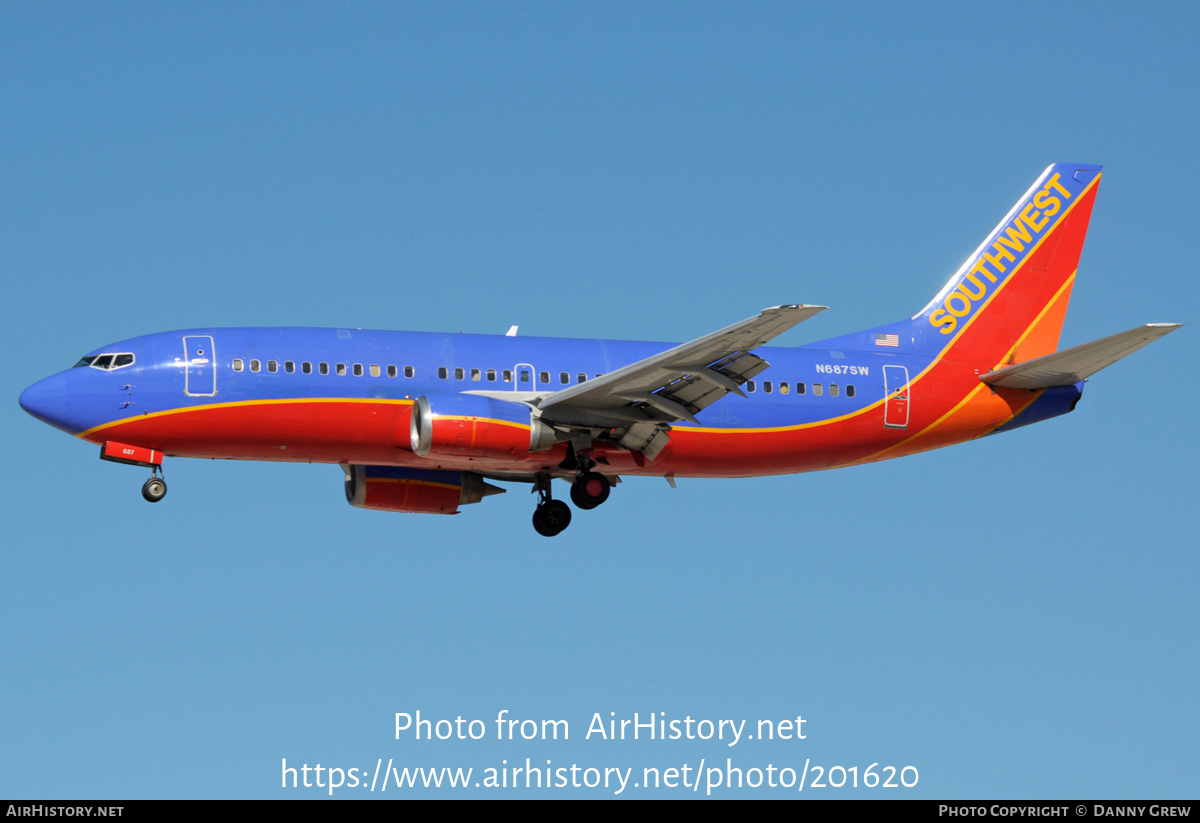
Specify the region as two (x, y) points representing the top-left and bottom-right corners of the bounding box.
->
(912, 163), (1103, 365)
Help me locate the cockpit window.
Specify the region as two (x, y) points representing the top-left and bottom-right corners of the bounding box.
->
(73, 353), (135, 370)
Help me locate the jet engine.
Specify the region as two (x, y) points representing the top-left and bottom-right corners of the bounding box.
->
(409, 394), (556, 459)
(343, 464), (504, 515)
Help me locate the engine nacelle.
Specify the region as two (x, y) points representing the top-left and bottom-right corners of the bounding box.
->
(343, 465), (504, 515)
(409, 394), (556, 459)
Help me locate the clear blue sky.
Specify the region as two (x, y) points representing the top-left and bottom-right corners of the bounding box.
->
(2, 1), (1195, 798)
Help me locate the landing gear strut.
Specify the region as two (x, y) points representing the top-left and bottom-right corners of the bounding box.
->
(532, 474), (571, 537)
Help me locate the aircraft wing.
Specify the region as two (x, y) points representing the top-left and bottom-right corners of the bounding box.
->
(536, 304), (826, 459)
(982, 323), (1182, 389)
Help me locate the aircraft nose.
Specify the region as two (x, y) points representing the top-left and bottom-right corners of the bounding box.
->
(19, 373), (70, 430)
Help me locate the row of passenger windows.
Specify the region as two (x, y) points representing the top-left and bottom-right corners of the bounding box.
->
(230, 359), (599, 385)
(230, 358), (856, 399)
(438, 367), (598, 384)
(232, 359), (415, 378)
(745, 380), (856, 398)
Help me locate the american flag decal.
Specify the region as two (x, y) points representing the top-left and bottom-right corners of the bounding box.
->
(874, 333), (900, 347)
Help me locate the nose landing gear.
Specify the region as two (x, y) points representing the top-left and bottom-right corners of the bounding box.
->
(100, 441), (168, 503)
(141, 474), (167, 503)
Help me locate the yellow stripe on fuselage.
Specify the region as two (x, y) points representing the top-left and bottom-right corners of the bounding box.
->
(75, 396), (416, 440)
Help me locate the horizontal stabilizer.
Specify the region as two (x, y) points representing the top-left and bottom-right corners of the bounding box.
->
(981, 324), (1182, 389)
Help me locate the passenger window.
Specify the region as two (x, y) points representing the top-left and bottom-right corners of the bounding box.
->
(268, 360), (278, 373)
(302, 362), (312, 374)
(250, 359), (261, 373)
(232, 359), (244, 372)
(504, 370), (514, 382)
(404, 366), (414, 378)
(578, 373), (587, 383)
(539, 371), (549, 385)
(831, 384), (840, 397)
(471, 368), (481, 381)
(813, 383), (823, 396)
(797, 382), (806, 395)
(319, 362), (329, 375)
(336, 363), (347, 376)
(764, 381), (773, 394)
(518, 369), (529, 382)
(560, 372), (569, 384)
(353, 363), (363, 377)
(780, 382), (790, 395)
(285, 361), (295, 373)
(847, 385), (856, 398)
(387, 365), (397, 378)
(747, 381), (756, 393)
(454, 367), (464, 380)
(438, 367), (448, 379)
(486, 369), (497, 382)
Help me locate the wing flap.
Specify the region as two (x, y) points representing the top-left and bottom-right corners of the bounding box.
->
(539, 305), (825, 419)
(533, 304), (826, 461)
(616, 421), (671, 460)
(981, 323), (1181, 389)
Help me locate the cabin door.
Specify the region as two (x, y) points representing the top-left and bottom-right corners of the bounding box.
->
(883, 364), (910, 429)
(184, 335), (217, 397)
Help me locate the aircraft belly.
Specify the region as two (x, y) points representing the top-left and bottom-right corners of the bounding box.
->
(75, 378), (1035, 476)
(78, 398), (414, 464)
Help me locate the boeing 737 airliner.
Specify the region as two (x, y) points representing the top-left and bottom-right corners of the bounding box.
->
(19, 164), (1180, 535)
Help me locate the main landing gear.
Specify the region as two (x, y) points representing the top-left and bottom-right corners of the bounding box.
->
(531, 468), (614, 537)
(569, 471), (610, 510)
(532, 475), (571, 537)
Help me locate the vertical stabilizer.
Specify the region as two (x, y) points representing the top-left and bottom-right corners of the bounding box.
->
(912, 164), (1102, 365)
